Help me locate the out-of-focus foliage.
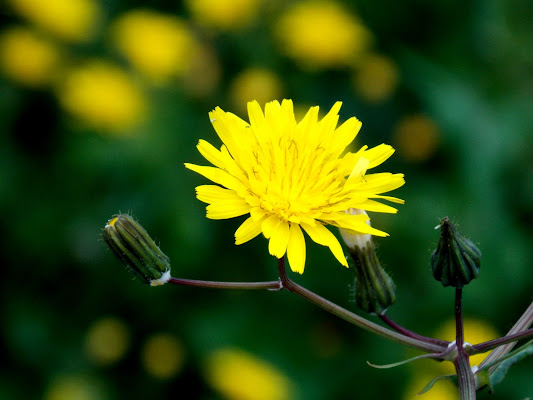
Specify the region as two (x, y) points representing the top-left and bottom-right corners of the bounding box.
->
(0, 0), (531, 399)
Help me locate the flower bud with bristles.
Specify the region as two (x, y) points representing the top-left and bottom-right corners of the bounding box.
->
(340, 209), (396, 314)
(103, 214), (171, 286)
(431, 217), (481, 288)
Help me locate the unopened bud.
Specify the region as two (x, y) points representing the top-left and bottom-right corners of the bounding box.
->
(340, 209), (396, 314)
(103, 214), (171, 286)
(431, 217), (481, 288)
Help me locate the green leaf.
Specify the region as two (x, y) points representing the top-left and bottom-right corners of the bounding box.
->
(487, 340), (533, 393)
(366, 353), (441, 369)
(417, 374), (457, 395)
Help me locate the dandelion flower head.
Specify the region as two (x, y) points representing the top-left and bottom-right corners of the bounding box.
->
(186, 100), (404, 273)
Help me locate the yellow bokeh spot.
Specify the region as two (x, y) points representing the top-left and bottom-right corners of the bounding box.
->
(141, 333), (185, 379)
(204, 347), (295, 400)
(393, 114), (440, 162)
(111, 10), (196, 84)
(436, 318), (500, 374)
(402, 372), (458, 400)
(85, 316), (130, 366)
(403, 319), (500, 399)
(353, 54), (399, 104)
(57, 60), (146, 133)
(0, 27), (62, 87)
(229, 68), (283, 115)
(44, 375), (106, 400)
(7, 0), (102, 42)
(182, 43), (221, 98)
(185, 0), (262, 31)
(275, 0), (372, 69)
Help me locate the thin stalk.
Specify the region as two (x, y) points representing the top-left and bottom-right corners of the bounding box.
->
(479, 301), (533, 372)
(455, 288), (476, 400)
(468, 328), (533, 355)
(169, 277), (281, 290)
(379, 312), (450, 347)
(277, 258), (445, 354)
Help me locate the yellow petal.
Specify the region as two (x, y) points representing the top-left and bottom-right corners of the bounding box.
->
(235, 216), (263, 245)
(196, 185), (239, 204)
(287, 223), (306, 274)
(363, 144), (395, 169)
(206, 199), (250, 219)
(261, 215), (281, 239)
(328, 213), (388, 237)
(184, 164), (247, 193)
(268, 221), (290, 258)
(301, 223), (348, 267)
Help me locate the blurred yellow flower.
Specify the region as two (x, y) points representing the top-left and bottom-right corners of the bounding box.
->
(204, 347), (295, 400)
(185, 0), (262, 31)
(436, 318), (499, 373)
(353, 54), (399, 104)
(186, 100), (404, 273)
(182, 43), (221, 98)
(111, 10), (196, 84)
(275, 0), (372, 69)
(403, 319), (499, 399)
(393, 114), (440, 162)
(85, 316), (130, 366)
(402, 372), (458, 400)
(7, 0), (101, 42)
(229, 68), (283, 115)
(141, 333), (185, 379)
(44, 375), (107, 400)
(0, 27), (62, 87)
(57, 60), (146, 132)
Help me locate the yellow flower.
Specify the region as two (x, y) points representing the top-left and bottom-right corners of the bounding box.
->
(57, 60), (146, 132)
(275, 0), (372, 69)
(110, 10), (196, 84)
(186, 100), (404, 273)
(229, 68), (283, 114)
(353, 54), (399, 104)
(204, 347), (295, 400)
(185, 0), (262, 31)
(0, 27), (62, 87)
(7, 0), (102, 42)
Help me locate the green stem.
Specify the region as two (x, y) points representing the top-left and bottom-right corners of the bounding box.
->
(455, 288), (476, 400)
(168, 277), (281, 290)
(467, 328), (533, 355)
(277, 257), (446, 354)
(379, 312), (450, 347)
(478, 301), (533, 373)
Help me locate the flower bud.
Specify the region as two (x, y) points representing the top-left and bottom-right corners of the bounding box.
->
(431, 217), (481, 288)
(103, 214), (171, 286)
(340, 209), (396, 314)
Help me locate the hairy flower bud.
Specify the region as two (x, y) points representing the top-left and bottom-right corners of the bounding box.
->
(103, 214), (171, 286)
(431, 217), (481, 288)
(340, 209), (396, 314)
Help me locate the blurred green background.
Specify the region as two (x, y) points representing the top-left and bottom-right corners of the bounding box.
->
(0, 0), (531, 399)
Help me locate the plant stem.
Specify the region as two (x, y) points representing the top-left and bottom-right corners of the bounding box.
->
(478, 301), (533, 372)
(168, 277), (281, 290)
(468, 328), (533, 355)
(379, 312), (450, 347)
(276, 257), (446, 354)
(455, 288), (476, 400)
